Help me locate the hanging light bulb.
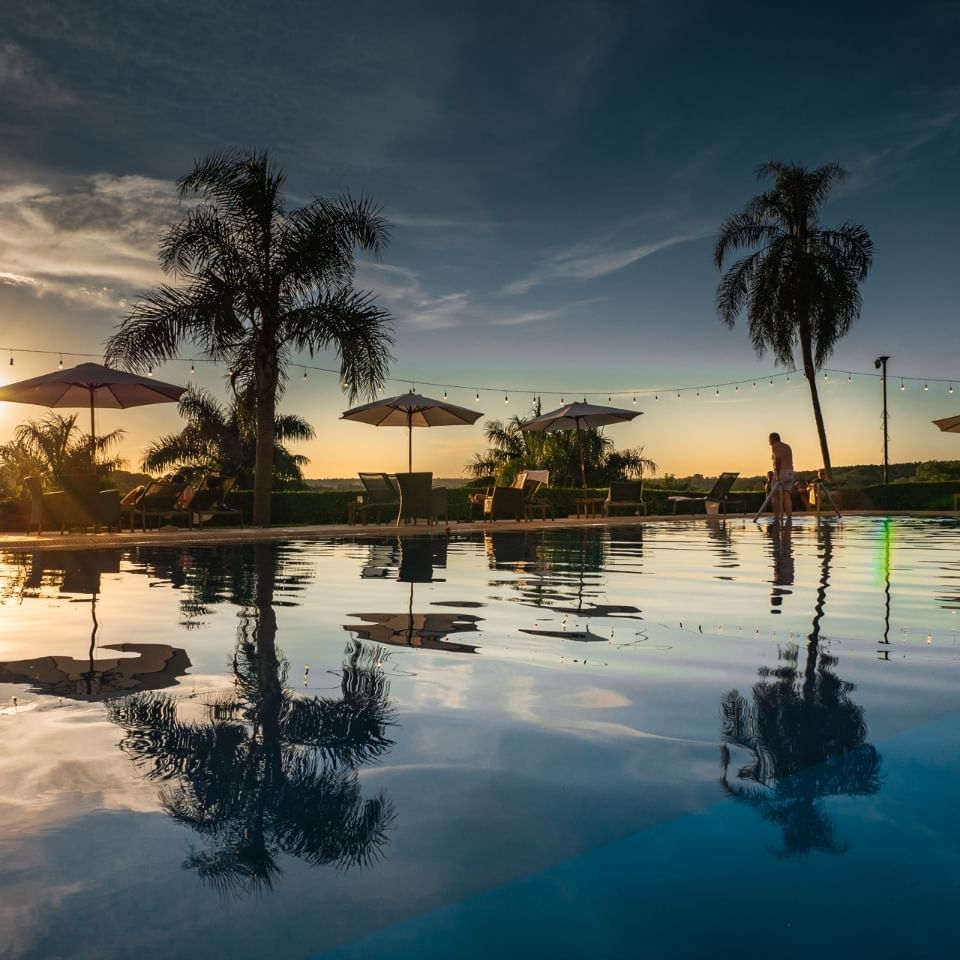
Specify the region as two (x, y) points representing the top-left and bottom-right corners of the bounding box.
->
(848, 374), (852, 382)
(632, 395), (636, 404)
(823, 371), (828, 380)
(8, 351), (13, 366)
(607, 395), (611, 403)
(769, 379), (773, 386)
(696, 389), (700, 398)
(504, 393), (509, 404)
(303, 368), (307, 381)
(924, 383), (928, 391)
(190, 362), (196, 374)
(786, 375), (790, 383)
(735, 384), (739, 392)
(58, 353), (63, 370)
(715, 387), (720, 396)
(148, 364), (153, 377)
(950, 383), (954, 395)
(654, 393), (658, 401)
(443, 390), (448, 400)
(752, 381), (756, 388)
(560, 395), (564, 404)
(676, 391), (680, 399)
(900, 379), (905, 391)
(476, 390), (480, 401)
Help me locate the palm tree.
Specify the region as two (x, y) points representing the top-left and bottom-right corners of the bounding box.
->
(468, 404), (656, 487)
(107, 543), (396, 895)
(719, 524), (881, 856)
(714, 162), (874, 479)
(105, 149), (394, 525)
(143, 386), (314, 489)
(12, 412), (124, 482)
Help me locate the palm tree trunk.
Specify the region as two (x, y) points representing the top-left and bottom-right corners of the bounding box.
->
(800, 336), (833, 481)
(253, 358), (277, 527)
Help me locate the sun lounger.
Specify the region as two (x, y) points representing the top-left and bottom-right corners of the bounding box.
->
(667, 471), (741, 515)
(188, 475), (243, 529)
(356, 472), (401, 524)
(604, 479), (646, 517)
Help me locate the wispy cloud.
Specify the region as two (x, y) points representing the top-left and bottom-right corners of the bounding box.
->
(502, 228), (712, 296)
(356, 261), (602, 331)
(0, 172), (178, 309)
(0, 41), (74, 106)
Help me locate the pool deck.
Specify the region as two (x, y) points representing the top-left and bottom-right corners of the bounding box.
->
(0, 510), (954, 553)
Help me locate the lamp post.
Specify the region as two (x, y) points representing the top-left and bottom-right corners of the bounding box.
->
(874, 355), (890, 484)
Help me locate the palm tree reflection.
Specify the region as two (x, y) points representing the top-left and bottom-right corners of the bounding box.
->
(107, 543), (396, 895)
(720, 523), (881, 856)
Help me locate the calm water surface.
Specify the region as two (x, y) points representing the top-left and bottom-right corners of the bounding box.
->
(1, 516), (959, 959)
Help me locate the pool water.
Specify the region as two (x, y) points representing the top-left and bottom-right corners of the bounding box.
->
(1, 516), (959, 959)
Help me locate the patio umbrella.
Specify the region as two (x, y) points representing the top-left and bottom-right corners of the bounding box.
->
(933, 414), (960, 433)
(341, 390), (483, 472)
(343, 583), (481, 654)
(0, 361), (186, 467)
(520, 401), (641, 491)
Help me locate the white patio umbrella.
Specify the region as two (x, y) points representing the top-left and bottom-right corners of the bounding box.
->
(933, 414), (960, 434)
(341, 390), (483, 472)
(0, 362), (186, 467)
(520, 400), (641, 491)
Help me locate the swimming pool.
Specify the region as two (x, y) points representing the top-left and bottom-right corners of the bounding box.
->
(1, 516), (959, 958)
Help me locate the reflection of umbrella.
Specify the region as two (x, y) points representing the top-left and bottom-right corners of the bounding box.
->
(344, 583), (481, 654)
(341, 391), (483, 472)
(0, 361), (185, 466)
(0, 643), (191, 700)
(933, 414), (960, 434)
(521, 401), (641, 491)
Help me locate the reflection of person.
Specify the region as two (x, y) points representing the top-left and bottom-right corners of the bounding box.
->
(768, 433), (794, 520)
(769, 522), (794, 612)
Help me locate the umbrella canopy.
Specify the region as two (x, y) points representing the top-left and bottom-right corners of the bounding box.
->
(341, 391), (483, 472)
(933, 415), (960, 434)
(521, 401), (641, 491)
(0, 362), (186, 467)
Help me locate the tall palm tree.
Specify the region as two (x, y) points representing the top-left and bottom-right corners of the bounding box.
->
(719, 524), (881, 855)
(107, 543), (396, 895)
(105, 149), (394, 525)
(714, 162), (873, 479)
(143, 386), (314, 489)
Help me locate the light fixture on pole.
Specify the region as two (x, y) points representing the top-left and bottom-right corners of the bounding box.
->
(874, 355), (890, 484)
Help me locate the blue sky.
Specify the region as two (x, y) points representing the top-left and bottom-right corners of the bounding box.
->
(0, 0), (958, 476)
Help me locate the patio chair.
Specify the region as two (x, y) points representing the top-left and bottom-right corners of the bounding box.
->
(522, 470), (554, 520)
(125, 478), (193, 532)
(24, 476), (66, 534)
(667, 471), (741, 515)
(188, 475), (243, 529)
(355, 472), (401, 524)
(57, 473), (122, 533)
(394, 472), (447, 526)
(604, 479), (646, 517)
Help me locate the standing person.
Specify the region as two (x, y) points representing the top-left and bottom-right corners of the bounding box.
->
(768, 432), (794, 521)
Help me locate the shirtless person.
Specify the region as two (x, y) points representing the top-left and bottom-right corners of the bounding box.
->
(768, 432), (794, 521)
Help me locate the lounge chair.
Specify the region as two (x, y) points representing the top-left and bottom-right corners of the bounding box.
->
(394, 472), (447, 526)
(188, 475), (243, 529)
(484, 470), (551, 522)
(604, 479), (646, 517)
(667, 471), (741, 515)
(355, 472), (401, 524)
(24, 476), (66, 534)
(125, 479), (193, 531)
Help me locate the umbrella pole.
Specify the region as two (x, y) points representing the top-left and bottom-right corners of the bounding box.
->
(576, 420), (587, 492)
(408, 411), (413, 473)
(89, 390), (97, 473)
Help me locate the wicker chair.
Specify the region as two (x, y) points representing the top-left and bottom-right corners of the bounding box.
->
(394, 472), (447, 526)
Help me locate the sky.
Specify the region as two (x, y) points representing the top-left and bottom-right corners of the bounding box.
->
(0, 0), (958, 479)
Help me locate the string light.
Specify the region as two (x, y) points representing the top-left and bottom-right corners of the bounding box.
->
(58, 354), (63, 370)
(475, 390), (480, 401)
(148, 365), (153, 377)
(715, 387), (720, 396)
(632, 395), (636, 404)
(823, 371), (828, 379)
(190, 363), (195, 374)
(654, 394), (658, 401)
(901, 379), (905, 391)
(924, 383), (928, 391)
(848, 374), (852, 382)
(443, 390), (448, 400)
(504, 393), (509, 403)
(8, 351), (12, 366)
(303, 368), (307, 381)
(951, 384), (954, 395)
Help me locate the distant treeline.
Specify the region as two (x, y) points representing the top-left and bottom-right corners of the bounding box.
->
(658, 460), (960, 492)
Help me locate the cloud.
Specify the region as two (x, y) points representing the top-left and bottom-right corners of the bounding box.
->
(0, 41), (74, 106)
(0, 172), (178, 309)
(502, 228), (712, 296)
